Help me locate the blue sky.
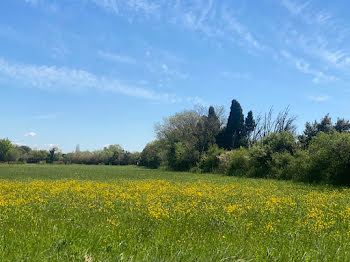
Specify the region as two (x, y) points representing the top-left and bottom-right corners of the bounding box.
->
(1, 0), (350, 152)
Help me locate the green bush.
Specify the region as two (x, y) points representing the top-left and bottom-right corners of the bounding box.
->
(269, 152), (294, 180)
(226, 148), (250, 176)
(261, 132), (297, 155)
(308, 132), (350, 185)
(198, 145), (224, 173)
(247, 145), (269, 178)
(217, 151), (234, 174)
(247, 132), (297, 178)
(289, 150), (311, 182)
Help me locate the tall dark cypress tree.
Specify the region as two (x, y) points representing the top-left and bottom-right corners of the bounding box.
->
(244, 110), (256, 147)
(207, 106), (221, 147)
(225, 99), (244, 149)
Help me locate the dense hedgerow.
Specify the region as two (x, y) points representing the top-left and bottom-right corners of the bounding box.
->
(225, 131), (350, 185)
(138, 99), (350, 186)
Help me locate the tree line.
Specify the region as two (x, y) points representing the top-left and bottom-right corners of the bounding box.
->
(2, 98), (350, 186)
(0, 142), (140, 166)
(140, 99), (350, 186)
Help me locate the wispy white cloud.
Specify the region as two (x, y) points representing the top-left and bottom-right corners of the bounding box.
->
(98, 49), (188, 80)
(25, 132), (37, 137)
(281, 0), (333, 27)
(91, 0), (262, 52)
(24, 0), (263, 55)
(294, 34), (350, 69)
(281, 0), (309, 16)
(281, 50), (336, 83)
(0, 58), (205, 105)
(160, 63), (188, 79)
(0, 58), (177, 102)
(172, 1), (263, 51)
(91, 0), (160, 17)
(308, 95), (330, 102)
(280, 0), (350, 74)
(98, 51), (137, 64)
(24, 0), (39, 5)
(24, 0), (58, 12)
(221, 8), (263, 50)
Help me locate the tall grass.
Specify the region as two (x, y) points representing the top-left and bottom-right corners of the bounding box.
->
(1, 165), (350, 261)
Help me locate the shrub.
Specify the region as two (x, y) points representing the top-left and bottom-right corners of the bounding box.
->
(308, 132), (350, 185)
(289, 150), (311, 182)
(198, 145), (224, 173)
(248, 145), (269, 178)
(226, 148), (250, 176)
(269, 152), (294, 180)
(247, 132), (297, 178)
(261, 132), (297, 155)
(217, 151), (234, 174)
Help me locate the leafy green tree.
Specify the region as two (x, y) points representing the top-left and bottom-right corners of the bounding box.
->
(140, 140), (167, 169)
(5, 147), (21, 162)
(106, 145), (124, 165)
(216, 127), (227, 149)
(128, 152), (141, 165)
(19, 145), (31, 154)
(318, 114), (333, 133)
(196, 106), (221, 153)
(300, 114), (334, 147)
(0, 139), (13, 162)
(334, 118), (350, 132)
(27, 150), (49, 163)
(307, 132), (350, 185)
(195, 115), (209, 153)
(156, 110), (202, 170)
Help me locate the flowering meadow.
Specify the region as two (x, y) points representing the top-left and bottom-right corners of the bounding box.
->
(1, 165), (350, 261)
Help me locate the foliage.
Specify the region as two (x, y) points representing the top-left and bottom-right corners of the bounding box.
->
(226, 148), (250, 176)
(299, 114), (350, 148)
(308, 132), (350, 185)
(0, 139), (13, 162)
(269, 152), (294, 180)
(223, 99), (245, 149)
(198, 144), (224, 173)
(216, 150), (234, 174)
(287, 150), (311, 182)
(0, 143), (139, 166)
(27, 150), (50, 164)
(154, 109), (222, 171)
(244, 110), (256, 147)
(140, 140), (166, 169)
(261, 131), (297, 155)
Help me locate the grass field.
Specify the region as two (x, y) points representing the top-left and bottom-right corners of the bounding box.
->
(1, 165), (350, 261)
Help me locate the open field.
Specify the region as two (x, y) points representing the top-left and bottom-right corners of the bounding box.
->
(1, 165), (350, 261)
